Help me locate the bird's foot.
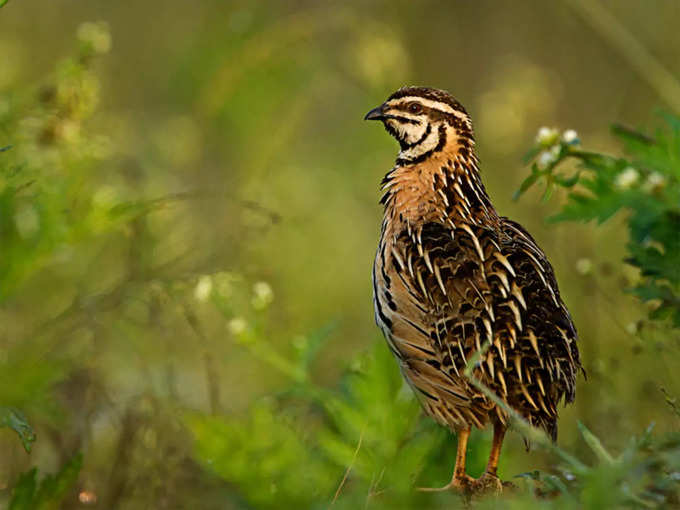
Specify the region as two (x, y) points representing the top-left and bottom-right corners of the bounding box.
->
(472, 472), (516, 494)
(473, 472), (502, 494)
(417, 473), (477, 493)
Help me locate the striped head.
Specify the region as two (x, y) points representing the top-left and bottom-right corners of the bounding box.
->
(364, 86), (474, 165)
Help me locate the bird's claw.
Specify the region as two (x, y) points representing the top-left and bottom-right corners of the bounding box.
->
(417, 472), (515, 495)
(417, 473), (477, 493)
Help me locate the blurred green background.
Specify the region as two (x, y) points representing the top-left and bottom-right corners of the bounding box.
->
(1, 1), (680, 508)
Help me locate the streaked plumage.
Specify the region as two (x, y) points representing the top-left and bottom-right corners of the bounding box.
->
(366, 87), (583, 491)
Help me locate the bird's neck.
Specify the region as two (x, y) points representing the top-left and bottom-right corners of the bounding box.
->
(379, 138), (497, 236)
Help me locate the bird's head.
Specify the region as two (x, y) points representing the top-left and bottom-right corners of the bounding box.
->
(364, 86), (474, 164)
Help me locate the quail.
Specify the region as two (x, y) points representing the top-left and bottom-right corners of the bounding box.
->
(366, 87), (582, 492)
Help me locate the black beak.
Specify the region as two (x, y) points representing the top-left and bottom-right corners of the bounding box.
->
(364, 104), (386, 121)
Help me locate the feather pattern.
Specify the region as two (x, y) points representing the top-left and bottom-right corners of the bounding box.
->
(371, 87), (582, 440)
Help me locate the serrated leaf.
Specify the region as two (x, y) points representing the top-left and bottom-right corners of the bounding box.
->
(0, 407), (36, 453)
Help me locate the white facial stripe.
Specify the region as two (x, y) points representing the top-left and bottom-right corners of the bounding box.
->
(399, 125), (439, 160)
(386, 119), (416, 142)
(389, 96), (467, 119)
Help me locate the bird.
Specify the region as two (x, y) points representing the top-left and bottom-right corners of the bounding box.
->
(365, 86), (583, 493)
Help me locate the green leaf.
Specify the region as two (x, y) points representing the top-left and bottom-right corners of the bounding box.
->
(8, 470), (37, 510)
(295, 320), (337, 372)
(542, 177), (555, 202)
(0, 0), (9, 8)
(0, 407), (36, 453)
(9, 454), (82, 510)
(522, 145), (541, 164)
(542, 473), (572, 497)
(513, 170), (540, 201)
(611, 123), (655, 146)
(33, 454), (83, 510)
(578, 421), (616, 465)
(554, 170), (582, 188)
(186, 405), (336, 509)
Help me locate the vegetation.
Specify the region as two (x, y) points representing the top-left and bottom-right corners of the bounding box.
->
(1, 2), (680, 509)
(189, 116), (680, 510)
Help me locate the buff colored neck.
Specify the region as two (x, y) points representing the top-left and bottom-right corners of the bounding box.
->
(381, 124), (494, 231)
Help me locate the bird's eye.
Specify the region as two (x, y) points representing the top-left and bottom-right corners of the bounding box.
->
(409, 103), (422, 113)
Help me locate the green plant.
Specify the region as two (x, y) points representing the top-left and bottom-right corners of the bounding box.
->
(515, 116), (680, 326)
(183, 115), (680, 508)
(8, 454), (82, 510)
(186, 304), (680, 508)
(0, 406), (35, 452)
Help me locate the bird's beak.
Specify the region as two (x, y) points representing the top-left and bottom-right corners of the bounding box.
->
(364, 104), (387, 121)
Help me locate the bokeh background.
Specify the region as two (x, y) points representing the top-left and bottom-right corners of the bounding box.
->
(1, 1), (679, 508)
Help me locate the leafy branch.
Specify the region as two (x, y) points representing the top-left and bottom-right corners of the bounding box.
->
(515, 116), (680, 326)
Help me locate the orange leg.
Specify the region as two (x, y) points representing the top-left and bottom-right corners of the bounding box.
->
(451, 427), (473, 485)
(418, 427), (474, 492)
(484, 421), (506, 477)
(472, 421), (507, 493)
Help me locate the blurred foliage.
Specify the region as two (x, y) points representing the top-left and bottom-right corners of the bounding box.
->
(8, 455), (82, 510)
(1, 1), (680, 509)
(0, 407), (34, 453)
(516, 116), (680, 326)
(186, 306), (680, 508)
(187, 341), (447, 509)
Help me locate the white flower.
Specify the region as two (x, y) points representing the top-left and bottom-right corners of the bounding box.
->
(252, 281), (274, 310)
(642, 171), (666, 193)
(535, 126), (559, 147)
(193, 275), (213, 302)
(562, 129), (579, 145)
(228, 317), (248, 336)
(614, 167), (639, 190)
(575, 258), (593, 275)
(536, 150), (557, 170)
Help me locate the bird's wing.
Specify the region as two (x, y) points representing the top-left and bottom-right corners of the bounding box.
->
(384, 220), (502, 426)
(497, 218), (581, 401)
(384, 217), (581, 433)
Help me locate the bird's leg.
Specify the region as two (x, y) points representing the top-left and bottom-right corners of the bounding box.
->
(474, 421), (506, 493)
(418, 427), (475, 492)
(450, 426), (476, 489)
(485, 421), (506, 477)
